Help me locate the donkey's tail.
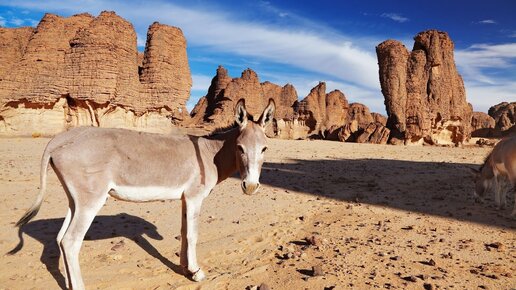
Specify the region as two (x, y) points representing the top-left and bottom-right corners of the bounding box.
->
(15, 148), (51, 227)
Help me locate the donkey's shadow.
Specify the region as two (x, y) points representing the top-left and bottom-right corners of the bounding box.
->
(8, 213), (183, 289)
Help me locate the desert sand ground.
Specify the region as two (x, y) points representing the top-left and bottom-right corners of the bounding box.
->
(0, 137), (515, 290)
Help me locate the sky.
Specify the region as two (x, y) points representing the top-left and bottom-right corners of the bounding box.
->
(0, 0), (515, 114)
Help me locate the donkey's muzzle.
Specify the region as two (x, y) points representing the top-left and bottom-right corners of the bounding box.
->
(241, 181), (260, 195)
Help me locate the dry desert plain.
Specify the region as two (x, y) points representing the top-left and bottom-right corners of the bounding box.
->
(0, 136), (515, 290)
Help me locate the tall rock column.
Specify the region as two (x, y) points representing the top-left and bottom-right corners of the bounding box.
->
(377, 30), (472, 145)
(140, 22), (192, 121)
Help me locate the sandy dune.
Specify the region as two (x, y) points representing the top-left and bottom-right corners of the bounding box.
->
(1, 137), (515, 289)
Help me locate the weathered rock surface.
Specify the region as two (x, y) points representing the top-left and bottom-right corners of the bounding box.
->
(295, 82), (349, 137)
(188, 66), (298, 135)
(348, 103), (375, 130)
(471, 112), (495, 137)
(488, 102), (515, 136)
(377, 30), (473, 145)
(0, 11), (191, 136)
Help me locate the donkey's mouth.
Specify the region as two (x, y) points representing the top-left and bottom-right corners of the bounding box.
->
(241, 181), (260, 195)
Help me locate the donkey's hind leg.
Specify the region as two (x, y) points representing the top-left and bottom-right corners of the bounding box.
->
(60, 190), (107, 290)
(57, 207), (73, 288)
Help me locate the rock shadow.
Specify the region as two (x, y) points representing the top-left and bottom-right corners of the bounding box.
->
(259, 158), (515, 229)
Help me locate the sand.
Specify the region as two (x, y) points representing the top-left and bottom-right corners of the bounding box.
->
(0, 137), (514, 289)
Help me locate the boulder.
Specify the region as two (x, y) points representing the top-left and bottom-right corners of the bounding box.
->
(471, 111), (495, 137)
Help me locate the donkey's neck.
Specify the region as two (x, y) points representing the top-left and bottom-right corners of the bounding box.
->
(201, 127), (240, 184)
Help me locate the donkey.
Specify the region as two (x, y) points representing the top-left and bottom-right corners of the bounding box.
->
(14, 98), (275, 289)
(472, 135), (516, 216)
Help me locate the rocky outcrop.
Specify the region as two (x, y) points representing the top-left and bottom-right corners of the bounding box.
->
(471, 112), (495, 137)
(188, 66), (298, 133)
(348, 103), (375, 129)
(0, 11), (191, 136)
(295, 82), (349, 137)
(488, 102), (515, 136)
(376, 30), (473, 145)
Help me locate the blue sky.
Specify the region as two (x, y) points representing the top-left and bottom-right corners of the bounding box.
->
(0, 0), (515, 114)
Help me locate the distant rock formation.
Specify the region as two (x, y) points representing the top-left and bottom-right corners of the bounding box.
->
(295, 82), (349, 137)
(471, 112), (496, 137)
(0, 11), (191, 136)
(488, 102), (515, 136)
(376, 30), (473, 145)
(292, 82), (389, 144)
(188, 66), (298, 133)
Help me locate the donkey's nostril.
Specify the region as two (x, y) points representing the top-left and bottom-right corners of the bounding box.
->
(242, 181), (247, 190)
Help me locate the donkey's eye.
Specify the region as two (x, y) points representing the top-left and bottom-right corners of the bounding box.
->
(237, 145), (245, 154)
(261, 147), (268, 153)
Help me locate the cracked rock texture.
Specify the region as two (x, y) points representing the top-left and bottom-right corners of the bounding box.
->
(377, 30), (473, 145)
(0, 11), (191, 136)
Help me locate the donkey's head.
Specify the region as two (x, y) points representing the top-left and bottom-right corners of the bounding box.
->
(234, 98), (275, 195)
(471, 164), (494, 199)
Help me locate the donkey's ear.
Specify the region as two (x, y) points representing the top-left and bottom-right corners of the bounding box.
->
(259, 98), (276, 128)
(235, 99), (248, 128)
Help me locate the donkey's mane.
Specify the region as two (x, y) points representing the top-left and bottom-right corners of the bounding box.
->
(479, 151), (492, 172)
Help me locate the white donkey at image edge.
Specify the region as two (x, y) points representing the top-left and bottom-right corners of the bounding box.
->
(12, 98), (276, 290)
(472, 135), (516, 216)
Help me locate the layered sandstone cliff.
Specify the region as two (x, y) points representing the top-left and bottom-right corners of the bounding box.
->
(0, 12), (191, 136)
(377, 30), (473, 145)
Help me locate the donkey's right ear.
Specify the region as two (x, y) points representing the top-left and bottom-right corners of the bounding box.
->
(235, 99), (248, 128)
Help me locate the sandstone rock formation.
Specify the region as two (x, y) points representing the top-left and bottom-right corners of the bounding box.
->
(471, 112), (495, 137)
(0, 11), (191, 136)
(348, 103), (375, 130)
(488, 102), (515, 136)
(293, 83), (389, 144)
(188, 66), (298, 135)
(295, 82), (349, 137)
(377, 30), (473, 145)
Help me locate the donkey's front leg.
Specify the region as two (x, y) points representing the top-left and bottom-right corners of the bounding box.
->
(180, 194), (206, 281)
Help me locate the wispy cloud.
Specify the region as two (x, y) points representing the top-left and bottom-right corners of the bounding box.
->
(191, 74), (213, 92)
(0, 0), (380, 91)
(381, 13), (409, 23)
(456, 43), (516, 84)
(0, 16), (5, 26)
(456, 43), (516, 111)
(477, 19), (496, 24)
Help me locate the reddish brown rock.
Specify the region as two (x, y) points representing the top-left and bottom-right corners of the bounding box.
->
(348, 103), (375, 130)
(377, 30), (473, 145)
(471, 112), (496, 137)
(488, 102), (515, 136)
(296, 82), (349, 137)
(0, 11), (192, 136)
(356, 123), (390, 144)
(0, 27), (34, 80)
(189, 66), (298, 132)
(139, 22), (192, 119)
(371, 112), (387, 126)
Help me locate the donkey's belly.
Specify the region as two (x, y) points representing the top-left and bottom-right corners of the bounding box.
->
(108, 184), (185, 202)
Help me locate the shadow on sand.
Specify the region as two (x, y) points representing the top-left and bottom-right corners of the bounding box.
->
(7, 213), (183, 289)
(259, 158), (515, 229)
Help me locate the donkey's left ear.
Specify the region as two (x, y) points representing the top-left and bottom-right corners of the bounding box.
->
(259, 98), (275, 128)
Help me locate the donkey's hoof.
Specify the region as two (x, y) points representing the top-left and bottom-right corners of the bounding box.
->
(191, 268), (206, 282)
